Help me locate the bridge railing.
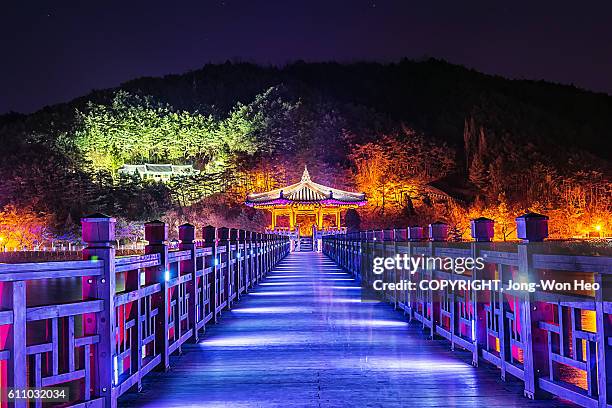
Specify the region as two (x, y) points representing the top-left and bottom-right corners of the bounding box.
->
(0, 215), (290, 408)
(323, 215), (612, 408)
(0, 248), (146, 264)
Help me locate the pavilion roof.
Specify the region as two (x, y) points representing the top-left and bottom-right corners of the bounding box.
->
(246, 167), (366, 207)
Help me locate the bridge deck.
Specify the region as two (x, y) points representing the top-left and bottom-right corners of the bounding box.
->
(119, 252), (573, 407)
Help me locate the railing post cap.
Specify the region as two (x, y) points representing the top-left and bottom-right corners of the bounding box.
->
(81, 214), (116, 244)
(145, 220), (168, 243)
(472, 216), (494, 222)
(203, 225), (218, 245)
(516, 212), (549, 242)
(428, 221), (449, 242)
(178, 223), (196, 243)
(82, 213), (115, 222)
(407, 225), (425, 241)
(217, 227), (230, 241)
(470, 217), (495, 242)
(515, 212), (549, 221)
(144, 219), (165, 226)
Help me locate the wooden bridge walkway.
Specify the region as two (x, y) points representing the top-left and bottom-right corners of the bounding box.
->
(119, 252), (573, 408)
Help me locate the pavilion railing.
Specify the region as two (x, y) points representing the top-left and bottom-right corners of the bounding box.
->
(323, 216), (612, 408)
(0, 216), (290, 408)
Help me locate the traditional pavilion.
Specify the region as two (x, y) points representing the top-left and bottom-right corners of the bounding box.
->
(246, 166), (366, 236)
(119, 163), (198, 182)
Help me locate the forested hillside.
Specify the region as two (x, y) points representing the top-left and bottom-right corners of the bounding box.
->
(0, 59), (610, 246)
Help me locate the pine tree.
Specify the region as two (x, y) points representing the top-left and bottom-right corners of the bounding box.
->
(469, 155), (488, 189)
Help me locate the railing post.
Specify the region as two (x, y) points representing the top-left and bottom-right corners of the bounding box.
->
(253, 233), (260, 282)
(246, 231), (254, 289)
(351, 233), (358, 277)
(259, 233), (265, 277)
(428, 222), (448, 339)
(595, 270), (611, 407)
(144, 220), (170, 372)
(236, 229), (245, 297)
(516, 212), (550, 399)
(179, 223), (197, 342)
(265, 234), (271, 274)
(230, 228), (240, 300)
(265, 233), (270, 276)
(203, 226), (219, 323)
(272, 234), (277, 269)
(262, 233), (267, 278)
(392, 228), (403, 310)
(255, 232), (261, 284)
(470, 217), (495, 367)
(218, 227), (233, 309)
(406, 225), (425, 320)
(359, 231), (368, 285)
(342, 234), (346, 266)
(271, 234), (276, 267)
(82, 214), (116, 408)
(11, 279), (26, 408)
(380, 230), (390, 303)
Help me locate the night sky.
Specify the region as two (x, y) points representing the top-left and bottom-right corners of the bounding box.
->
(2, 1), (612, 114)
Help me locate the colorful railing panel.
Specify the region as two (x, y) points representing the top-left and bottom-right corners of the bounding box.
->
(0, 217), (290, 407)
(323, 225), (612, 408)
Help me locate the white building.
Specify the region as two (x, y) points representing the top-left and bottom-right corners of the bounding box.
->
(118, 164), (199, 182)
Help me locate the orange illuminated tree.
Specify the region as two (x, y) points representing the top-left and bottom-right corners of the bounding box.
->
(0, 205), (51, 250)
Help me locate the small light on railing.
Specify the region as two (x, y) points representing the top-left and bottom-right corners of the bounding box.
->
(373, 237), (377, 241)
(140, 272), (146, 286)
(471, 323), (476, 341)
(251, 250), (254, 255)
(164, 270), (170, 282)
(113, 356), (119, 385)
(214, 258), (219, 266)
(237, 252), (242, 259)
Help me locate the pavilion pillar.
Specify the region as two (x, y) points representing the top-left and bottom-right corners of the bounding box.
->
(335, 209), (341, 229)
(271, 209), (276, 230)
(317, 207), (323, 230)
(290, 208), (296, 229)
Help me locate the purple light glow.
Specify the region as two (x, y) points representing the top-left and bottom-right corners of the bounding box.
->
(231, 306), (310, 314)
(334, 318), (408, 328)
